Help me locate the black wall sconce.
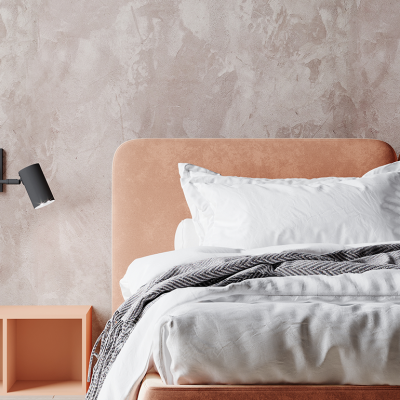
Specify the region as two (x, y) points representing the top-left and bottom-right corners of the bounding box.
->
(0, 148), (55, 209)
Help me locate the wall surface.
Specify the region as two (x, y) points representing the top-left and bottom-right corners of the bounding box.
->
(1, 0), (400, 340)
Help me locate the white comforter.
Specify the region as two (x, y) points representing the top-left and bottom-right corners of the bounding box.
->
(98, 242), (400, 400)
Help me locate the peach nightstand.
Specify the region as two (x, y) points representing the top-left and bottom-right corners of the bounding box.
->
(0, 305), (92, 396)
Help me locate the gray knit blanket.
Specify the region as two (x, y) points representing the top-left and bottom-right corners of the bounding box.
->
(86, 243), (400, 400)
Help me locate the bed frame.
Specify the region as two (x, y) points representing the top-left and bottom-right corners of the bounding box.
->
(112, 138), (400, 400)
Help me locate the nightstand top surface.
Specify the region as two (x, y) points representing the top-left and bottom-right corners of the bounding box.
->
(0, 305), (91, 318)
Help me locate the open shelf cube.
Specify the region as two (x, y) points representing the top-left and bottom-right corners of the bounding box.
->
(0, 306), (91, 396)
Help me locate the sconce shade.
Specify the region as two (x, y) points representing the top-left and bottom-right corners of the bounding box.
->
(18, 163), (55, 209)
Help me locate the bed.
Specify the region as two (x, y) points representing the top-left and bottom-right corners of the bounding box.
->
(107, 138), (400, 400)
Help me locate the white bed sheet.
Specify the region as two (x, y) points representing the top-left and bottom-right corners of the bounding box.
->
(101, 241), (400, 400)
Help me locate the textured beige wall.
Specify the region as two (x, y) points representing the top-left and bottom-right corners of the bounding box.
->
(1, 0), (400, 340)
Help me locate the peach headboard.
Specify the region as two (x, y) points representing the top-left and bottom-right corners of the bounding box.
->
(112, 138), (397, 311)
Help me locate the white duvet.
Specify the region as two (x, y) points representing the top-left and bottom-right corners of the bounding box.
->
(99, 242), (400, 400)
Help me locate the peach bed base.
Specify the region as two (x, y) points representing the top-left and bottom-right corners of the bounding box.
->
(112, 138), (400, 400)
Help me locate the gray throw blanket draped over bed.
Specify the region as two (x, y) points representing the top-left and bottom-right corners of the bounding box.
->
(85, 243), (400, 400)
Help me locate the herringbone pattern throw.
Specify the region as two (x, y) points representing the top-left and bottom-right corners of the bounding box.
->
(86, 243), (400, 400)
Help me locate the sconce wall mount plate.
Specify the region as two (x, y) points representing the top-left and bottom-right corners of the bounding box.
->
(0, 148), (4, 192)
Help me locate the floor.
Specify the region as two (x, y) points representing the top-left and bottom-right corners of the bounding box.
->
(1, 397), (85, 400)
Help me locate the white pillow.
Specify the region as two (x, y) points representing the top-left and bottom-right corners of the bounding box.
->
(179, 163), (354, 245)
(362, 161), (400, 177)
(174, 219), (200, 249)
(179, 162), (400, 249)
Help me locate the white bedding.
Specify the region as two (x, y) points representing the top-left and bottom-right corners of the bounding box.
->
(98, 241), (400, 400)
(155, 300), (400, 386)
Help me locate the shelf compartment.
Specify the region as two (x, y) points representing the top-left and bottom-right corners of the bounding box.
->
(6, 318), (84, 395)
(8, 379), (82, 395)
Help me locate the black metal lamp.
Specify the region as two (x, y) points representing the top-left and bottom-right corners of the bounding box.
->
(0, 148), (55, 209)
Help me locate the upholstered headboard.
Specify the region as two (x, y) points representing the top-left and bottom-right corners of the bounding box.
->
(112, 138), (397, 311)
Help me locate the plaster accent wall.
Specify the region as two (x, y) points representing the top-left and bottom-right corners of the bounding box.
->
(1, 0), (400, 340)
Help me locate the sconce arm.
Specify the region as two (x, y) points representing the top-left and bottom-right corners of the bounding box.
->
(0, 179), (21, 184)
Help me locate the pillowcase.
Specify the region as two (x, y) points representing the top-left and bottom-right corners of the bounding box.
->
(178, 163), (356, 245)
(174, 219), (200, 249)
(179, 162), (400, 249)
(362, 161), (400, 177)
